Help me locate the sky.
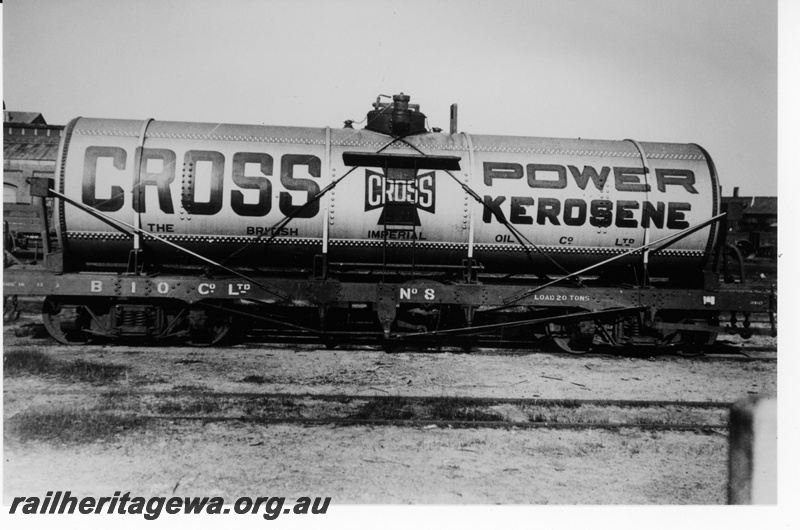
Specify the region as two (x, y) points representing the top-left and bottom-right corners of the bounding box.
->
(2, 0), (779, 197)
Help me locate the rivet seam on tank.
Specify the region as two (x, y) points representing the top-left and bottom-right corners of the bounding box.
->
(75, 129), (139, 137)
(471, 146), (704, 160)
(71, 129), (702, 160)
(63, 232), (703, 257)
(147, 133), (327, 144)
(181, 162), (194, 221)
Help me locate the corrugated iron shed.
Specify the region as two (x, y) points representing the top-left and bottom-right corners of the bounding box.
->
(4, 120), (63, 162)
(3, 111), (47, 125)
(4, 135), (61, 161)
(722, 196), (777, 215)
(4, 136), (61, 160)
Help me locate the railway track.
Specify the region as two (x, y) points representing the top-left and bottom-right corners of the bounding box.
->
(235, 333), (776, 360)
(4, 320), (777, 363)
(7, 391), (735, 433)
(135, 417), (728, 432)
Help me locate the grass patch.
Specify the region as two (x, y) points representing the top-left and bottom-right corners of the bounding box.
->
(131, 375), (170, 386)
(527, 406), (611, 424)
(241, 375), (270, 384)
(4, 348), (127, 384)
(351, 396), (504, 422)
(5, 408), (147, 444)
(352, 395), (415, 420)
(153, 397), (222, 415)
(429, 397), (504, 422)
(522, 405), (722, 426)
(171, 384), (209, 392)
(3, 348), (52, 375)
(94, 391), (146, 413)
(58, 360), (128, 384)
(242, 397), (298, 417)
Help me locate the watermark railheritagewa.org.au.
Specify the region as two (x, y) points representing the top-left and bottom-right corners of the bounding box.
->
(8, 491), (331, 520)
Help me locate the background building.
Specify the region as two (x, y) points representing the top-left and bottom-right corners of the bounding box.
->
(4, 110), (63, 204)
(723, 189), (778, 258)
(3, 111), (63, 257)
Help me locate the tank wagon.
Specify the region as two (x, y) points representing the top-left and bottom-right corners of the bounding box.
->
(3, 94), (776, 351)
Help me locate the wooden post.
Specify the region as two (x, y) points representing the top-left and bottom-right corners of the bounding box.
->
(728, 396), (777, 504)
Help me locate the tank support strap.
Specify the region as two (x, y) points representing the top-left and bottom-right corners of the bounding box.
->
(129, 118), (154, 273)
(46, 187), (291, 301)
(396, 136), (570, 281)
(504, 212), (727, 305)
(219, 135), (409, 267)
(626, 138), (652, 282)
(463, 132), (476, 260)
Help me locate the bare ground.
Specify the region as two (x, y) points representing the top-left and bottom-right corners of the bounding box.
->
(2, 316), (777, 504)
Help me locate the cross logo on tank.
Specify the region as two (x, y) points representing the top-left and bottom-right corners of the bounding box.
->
(364, 168), (436, 227)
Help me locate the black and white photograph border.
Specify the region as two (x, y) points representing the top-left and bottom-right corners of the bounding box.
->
(1, 1), (794, 529)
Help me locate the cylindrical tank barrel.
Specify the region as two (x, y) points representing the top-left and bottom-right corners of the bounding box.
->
(55, 117), (719, 275)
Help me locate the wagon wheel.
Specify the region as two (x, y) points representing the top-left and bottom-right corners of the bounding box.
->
(546, 318), (595, 354)
(41, 296), (92, 345)
(185, 304), (233, 346)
